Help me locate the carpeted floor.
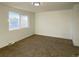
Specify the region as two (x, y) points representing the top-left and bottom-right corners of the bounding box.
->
(0, 34), (79, 57)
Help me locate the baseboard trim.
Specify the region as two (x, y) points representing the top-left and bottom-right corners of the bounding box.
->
(35, 34), (72, 40)
(0, 34), (74, 49)
(0, 34), (35, 49)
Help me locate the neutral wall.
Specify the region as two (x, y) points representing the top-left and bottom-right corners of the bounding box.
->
(0, 4), (35, 48)
(72, 4), (79, 46)
(1, 3), (79, 48)
(35, 9), (72, 39)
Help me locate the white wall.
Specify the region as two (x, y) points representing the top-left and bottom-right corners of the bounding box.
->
(35, 9), (72, 39)
(0, 4), (35, 48)
(72, 4), (79, 46)
(1, 3), (79, 48)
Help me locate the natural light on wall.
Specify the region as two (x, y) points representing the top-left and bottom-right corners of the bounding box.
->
(9, 11), (29, 31)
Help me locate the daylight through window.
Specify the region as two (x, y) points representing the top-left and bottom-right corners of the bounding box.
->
(9, 11), (29, 31)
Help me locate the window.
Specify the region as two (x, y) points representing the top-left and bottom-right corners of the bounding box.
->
(9, 12), (20, 30)
(9, 11), (29, 31)
(21, 15), (29, 28)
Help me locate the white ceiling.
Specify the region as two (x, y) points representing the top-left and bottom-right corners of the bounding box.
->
(2, 2), (79, 13)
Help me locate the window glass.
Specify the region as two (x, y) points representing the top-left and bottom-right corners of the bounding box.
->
(9, 11), (29, 31)
(9, 12), (20, 30)
(21, 15), (29, 28)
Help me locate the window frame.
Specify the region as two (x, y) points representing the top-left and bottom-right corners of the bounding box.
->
(8, 11), (29, 31)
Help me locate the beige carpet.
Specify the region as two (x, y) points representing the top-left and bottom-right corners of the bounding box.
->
(0, 34), (79, 57)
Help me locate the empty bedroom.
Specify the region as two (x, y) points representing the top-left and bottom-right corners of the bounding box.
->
(0, 2), (79, 57)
